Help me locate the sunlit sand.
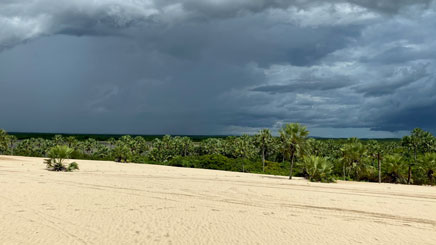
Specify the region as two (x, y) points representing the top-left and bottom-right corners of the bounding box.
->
(1, 156), (435, 244)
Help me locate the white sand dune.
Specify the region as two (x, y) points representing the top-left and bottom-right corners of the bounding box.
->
(0, 155), (435, 244)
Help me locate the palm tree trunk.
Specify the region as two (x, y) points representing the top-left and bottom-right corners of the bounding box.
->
(428, 170), (434, 184)
(377, 153), (381, 184)
(407, 166), (412, 184)
(343, 161), (346, 181)
(407, 150), (416, 185)
(289, 151), (295, 180)
(262, 147), (265, 173)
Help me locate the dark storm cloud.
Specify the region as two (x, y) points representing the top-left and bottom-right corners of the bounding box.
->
(1, 0), (436, 137)
(171, 0), (432, 17)
(353, 63), (430, 97)
(252, 78), (352, 94)
(0, 0), (431, 49)
(346, 0), (432, 13)
(373, 104), (436, 132)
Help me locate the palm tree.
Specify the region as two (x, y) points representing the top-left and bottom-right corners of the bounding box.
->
(108, 137), (116, 148)
(7, 135), (17, 155)
(179, 137), (193, 157)
(149, 136), (179, 162)
(119, 135), (136, 155)
(44, 145), (79, 171)
(53, 135), (65, 146)
(384, 154), (407, 183)
(149, 138), (164, 162)
(255, 129), (273, 172)
(402, 128), (435, 184)
(307, 138), (325, 157)
(368, 140), (383, 183)
(0, 129), (9, 154)
(15, 138), (51, 157)
(234, 134), (254, 172)
(278, 135), (288, 163)
(112, 144), (132, 163)
(133, 136), (149, 156)
(65, 136), (78, 148)
(201, 138), (224, 155)
(302, 155), (334, 182)
(341, 140), (367, 180)
(417, 153), (436, 185)
(280, 123), (309, 179)
(83, 138), (99, 155)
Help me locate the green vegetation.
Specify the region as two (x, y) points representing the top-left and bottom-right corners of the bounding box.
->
(1, 124), (436, 185)
(0, 129), (9, 154)
(255, 129), (273, 172)
(7, 132), (227, 142)
(44, 145), (79, 172)
(301, 156), (334, 183)
(279, 123), (309, 179)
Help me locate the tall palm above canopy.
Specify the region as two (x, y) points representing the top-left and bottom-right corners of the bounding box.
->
(368, 140), (383, 183)
(279, 123), (310, 180)
(255, 129), (273, 172)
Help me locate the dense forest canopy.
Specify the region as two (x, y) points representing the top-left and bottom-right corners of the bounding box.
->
(6, 132), (229, 142)
(1, 124), (435, 185)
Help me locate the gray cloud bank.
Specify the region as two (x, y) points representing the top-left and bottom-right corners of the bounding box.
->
(0, 0), (436, 137)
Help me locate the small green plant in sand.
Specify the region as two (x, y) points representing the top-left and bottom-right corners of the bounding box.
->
(44, 145), (79, 172)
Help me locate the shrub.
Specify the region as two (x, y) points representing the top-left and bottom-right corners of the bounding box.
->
(383, 154), (407, 184)
(112, 144), (132, 163)
(168, 156), (197, 168)
(196, 154), (238, 171)
(167, 155), (242, 172)
(415, 153), (436, 185)
(302, 156), (335, 183)
(67, 162), (80, 171)
(264, 160), (288, 176)
(44, 145), (79, 172)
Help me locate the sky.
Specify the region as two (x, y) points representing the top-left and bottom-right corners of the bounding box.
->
(0, 0), (436, 138)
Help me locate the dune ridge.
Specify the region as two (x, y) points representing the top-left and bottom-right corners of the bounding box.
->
(0, 155), (435, 244)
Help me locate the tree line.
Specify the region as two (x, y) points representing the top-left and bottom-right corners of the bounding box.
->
(0, 124), (435, 185)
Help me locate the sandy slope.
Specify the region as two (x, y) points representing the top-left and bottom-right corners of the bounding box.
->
(0, 156), (435, 245)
